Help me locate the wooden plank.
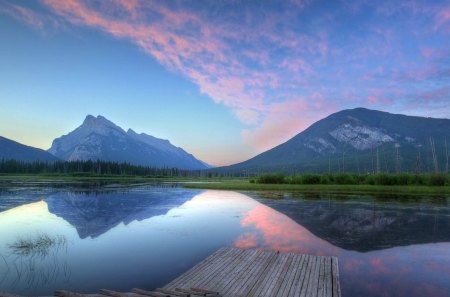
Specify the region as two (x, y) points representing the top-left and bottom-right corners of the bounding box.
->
(280, 253), (304, 297)
(236, 252), (278, 296)
(156, 289), (188, 297)
(242, 251), (278, 297)
(278, 253), (303, 297)
(190, 288), (219, 295)
(167, 247), (233, 288)
(98, 290), (143, 297)
(220, 249), (267, 296)
(169, 247), (238, 289)
(164, 248), (341, 297)
(203, 248), (254, 289)
(54, 291), (87, 297)
(307, 256), (321, 297)
(255, 254), (288, 295)
(0, 293), (26, 297)
(281, 254), (306, 297)
(324, 257), (332, 297)
(198, 248), (252, 289)
(194, 248), (246, 289)
(331, 257), (341, 297)
(191, 248), (247, 289)
(132, 289), (168, 297)
(286, 254), (308, 297)
(216, 249), (260, 295)
(165, 247), (232, 289)
(317, 257), (325, 297)
(173, 288), (220, 297)
(299, 255), (315, 297)
(255, 254), (293, 296)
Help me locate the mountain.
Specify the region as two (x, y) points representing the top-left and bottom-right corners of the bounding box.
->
(0, 136), (59, 162)
(48, 115), (210, 170)
(221, 108), (450, 173)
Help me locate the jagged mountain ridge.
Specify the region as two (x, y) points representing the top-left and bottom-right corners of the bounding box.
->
(48, 115), (210, 170)
(220, 108), (450, 173)
(0, 136), (59, 163)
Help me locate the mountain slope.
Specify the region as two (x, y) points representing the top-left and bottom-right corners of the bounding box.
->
(0, 136), (59, 162)
(48, 115), (209, 170)
(221, 108), (450, 173)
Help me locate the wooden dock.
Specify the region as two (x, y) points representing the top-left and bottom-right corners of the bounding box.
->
(0, 247), (341, 297)
(164, 247), (341, 297)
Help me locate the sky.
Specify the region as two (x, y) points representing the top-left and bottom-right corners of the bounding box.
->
(0, 0), (449, 166)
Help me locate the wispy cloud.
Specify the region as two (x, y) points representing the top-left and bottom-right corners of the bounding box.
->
(0, 2), (45, 29)
(3, 0), (450, 155)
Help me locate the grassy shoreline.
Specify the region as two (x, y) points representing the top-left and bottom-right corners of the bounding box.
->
(183, 182), (450, 195)
(1, 174), (449, 195)
(0, 173), (242, 184)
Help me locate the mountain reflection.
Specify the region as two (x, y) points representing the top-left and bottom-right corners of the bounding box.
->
(234, 193), (450, 297)
(0, 187), (449, 297)
(248, 192), (450, 252)
(45, 187), (202, 238)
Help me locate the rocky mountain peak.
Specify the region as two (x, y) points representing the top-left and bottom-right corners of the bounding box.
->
(48, 115), (210, 169)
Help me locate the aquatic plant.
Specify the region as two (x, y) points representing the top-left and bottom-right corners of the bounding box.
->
(8, 233), (67, 257)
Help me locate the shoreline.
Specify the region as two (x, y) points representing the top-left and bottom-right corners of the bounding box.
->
(1, 174), (449, 195)
(183, 182), (450, 195)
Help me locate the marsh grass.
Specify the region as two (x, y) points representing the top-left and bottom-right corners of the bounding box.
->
(8, 234), (67, 257)
(184, 182), (450, 194)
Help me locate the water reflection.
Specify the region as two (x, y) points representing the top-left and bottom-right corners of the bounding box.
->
(0, 185), (449, 297)
(45, 188), (199, 238)
(4, 232), (70, 290)
(248, 192), (450, 251)
(245, 192), (450, 297)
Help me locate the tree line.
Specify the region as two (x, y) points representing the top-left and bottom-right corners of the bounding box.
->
(255, 173), (450, 186)
(0, 159), (192, 177)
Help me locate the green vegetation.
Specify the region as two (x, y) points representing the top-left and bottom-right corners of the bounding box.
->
(8, 234), (67, 257)
(0, 159), (198, 177)
(184, 182), (450, 194)
(184, 173), (450, 194)
(0, 173), (246, 186)
(255, 173), (450, 186)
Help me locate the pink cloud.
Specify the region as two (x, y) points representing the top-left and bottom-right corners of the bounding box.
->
(6, 0), (450, 159)
(435, 6), (450, 32)
(242, 95), (337, 151)
(34, 0), (335, 153)
(418, 86), (450, 101)
(0, 3), (45, 29)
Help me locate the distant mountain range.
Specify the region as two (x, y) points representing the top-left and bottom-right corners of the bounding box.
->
(0, 115), (210, 170)
(48, 115), (210, 170)
(0, 136), (59, 162)
(219, 108), (450, 173)
(1, 108), (449, 172)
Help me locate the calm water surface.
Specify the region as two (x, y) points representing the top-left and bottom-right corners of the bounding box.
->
(0, 183), (449, 297)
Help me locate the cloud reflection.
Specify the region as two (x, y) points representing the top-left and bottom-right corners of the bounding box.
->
(235, 204), (338, 255)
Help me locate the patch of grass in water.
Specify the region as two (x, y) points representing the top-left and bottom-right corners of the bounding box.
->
(8, 234), (67, 257)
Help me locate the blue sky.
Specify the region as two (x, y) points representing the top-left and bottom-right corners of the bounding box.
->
(1, 0), (449, 166)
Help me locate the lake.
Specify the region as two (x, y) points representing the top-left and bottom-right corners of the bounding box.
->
(0, 183), (449, 297)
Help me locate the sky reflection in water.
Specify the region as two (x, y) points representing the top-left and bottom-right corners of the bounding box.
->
(0, 185), (449, 297)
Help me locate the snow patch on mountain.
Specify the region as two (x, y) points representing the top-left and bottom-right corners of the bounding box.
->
(304, 137), (336, 154)
(329, 124), (394, 150)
